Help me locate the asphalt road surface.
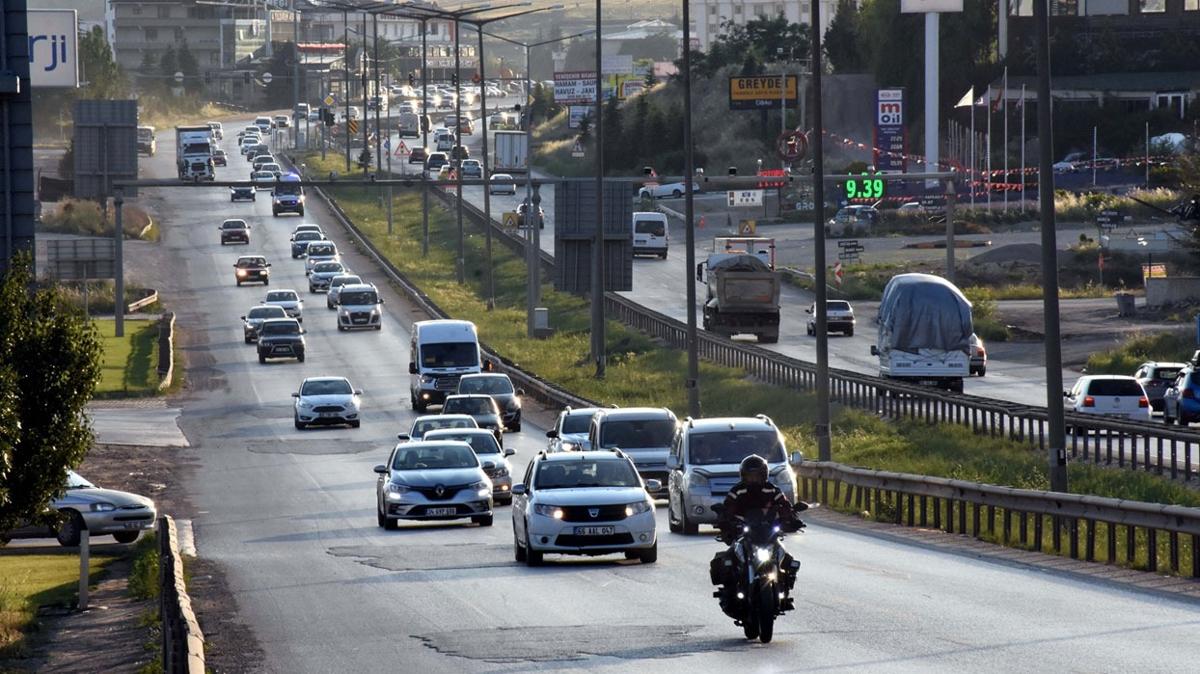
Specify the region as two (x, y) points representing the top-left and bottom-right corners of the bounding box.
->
(132, 122), (1200, 672)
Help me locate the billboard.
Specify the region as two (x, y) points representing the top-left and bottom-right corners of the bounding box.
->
(28, 10), (79, 88)
(874, 89), (906, 173)
(568, 106), (592, 129)
(554, 71), (596, 104)
(728, 75), (798, 110)
(900, 0), (964, 11)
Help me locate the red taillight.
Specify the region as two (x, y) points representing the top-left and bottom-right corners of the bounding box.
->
(1184, 389), (1195, 400)
(1138, 397), (1149, 408)
(1083, 396), (1096, 407)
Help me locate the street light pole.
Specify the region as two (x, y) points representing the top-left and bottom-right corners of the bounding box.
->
(591, 0), (605, 378)
(361, 12), (369, 173)
(478, 26), (495, 308)
(682, 0), (699, 417)
(373, 12), (382, 174)
(344, 11), (351, 172)
(811, 0), (831, 461)
(454, 18), (466, 283)
(422, 16), (429, 256)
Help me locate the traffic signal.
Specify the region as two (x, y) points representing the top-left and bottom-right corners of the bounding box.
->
(322, 108), (335, 127)
(451, 73), (458, 87)
(408, 72), (415, 87)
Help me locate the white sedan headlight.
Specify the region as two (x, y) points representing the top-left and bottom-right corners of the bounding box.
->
(534, 504), (563, 519)
(469, 480), (491, 497)
(625, 501), (652, 517)
(89, 502), (116, 512)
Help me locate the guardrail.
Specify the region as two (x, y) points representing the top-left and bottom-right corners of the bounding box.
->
(158, 516), (205, 674)
(432, 183), (1200, 482)
(797, 460), (1200, 578)
(157, 311), (176, 390)
(126, 289), (159, 313)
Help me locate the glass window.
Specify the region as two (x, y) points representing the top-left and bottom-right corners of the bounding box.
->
(420, 342), (479, 368)
(260, 321), (299, 336)
(1140, 0), (1166, 12)
(301, 379), (352, 396)
(535, 460), (639, 489)
(598, 418), (676, 450)
(144, 28), (157, 41)
(158, 6), (171, 18)
(687, 430), (785, 465)
(426, 431), (501, 455)
(445, 397), (496, 415)
(459, 376), (514, 394)
(562, 412), (595, 434)
(1188, 0), (1199, 10)
(1086, 379), (1144, 396)
(339, 291), (377, 305)
(392, 444), (478, 470)
(248, 307), (285, 319)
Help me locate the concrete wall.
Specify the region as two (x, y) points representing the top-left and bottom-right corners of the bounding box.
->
(1146, 276), (1200, 306)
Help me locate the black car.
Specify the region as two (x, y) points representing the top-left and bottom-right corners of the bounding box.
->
(442, 394), (505, 443)
(291, 230), (325, 258)
(456, 373), (524, 432)
(234, 255), (271, 286)
(517, 202), (545, 230)
(241, 304), (287, 343)
(231, 185), (256, 202)
(219, 219), (251, 245)
(256, 318), (306, 363)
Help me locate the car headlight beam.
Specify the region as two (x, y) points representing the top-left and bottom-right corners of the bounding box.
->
(625, 501), (652, 517)
(534, 504), (563, 519)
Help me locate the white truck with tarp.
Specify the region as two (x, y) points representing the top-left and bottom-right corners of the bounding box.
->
(872, 273), (973, 393)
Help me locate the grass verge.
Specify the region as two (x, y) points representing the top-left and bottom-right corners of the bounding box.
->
(95, 318), (161, 398)
(302, 151), (1200, 576)
(1085, 331), (1195, 374)
(39, 199), (155, 241)
(0, 550), (118, 658)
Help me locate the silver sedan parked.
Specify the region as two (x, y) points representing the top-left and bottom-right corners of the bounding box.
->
(52, 471), (157, 546)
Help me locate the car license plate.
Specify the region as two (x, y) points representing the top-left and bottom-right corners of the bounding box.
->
(574, 526), (614, 536)
(274, 347), (291, 354)
(427, 507), (457, 516)
(123, 522), (143, 530)
(319, 412), (340, 418)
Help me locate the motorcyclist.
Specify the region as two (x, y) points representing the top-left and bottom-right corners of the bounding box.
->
(710, 455), (804, 614)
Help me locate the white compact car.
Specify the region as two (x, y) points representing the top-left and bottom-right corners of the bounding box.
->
(304, 242), (340, 275)
(335, 283), (384, 331)
(264, 289), (304, 321)
(1064, 375), (1151, 425)
(512, 450), (658, 565)
(293, 376), (363, 429)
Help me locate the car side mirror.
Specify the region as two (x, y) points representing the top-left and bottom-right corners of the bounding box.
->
(482, 460), (496, 470)
(695, 263), (704, 282)
(789, 451), (804, 467)
(354, 389), (363, 395)
(373, 464), (388, 474)
(545, 429), (558, 439)
(291, 392), (300, 398)
(805, 307), (812, 314)
(504, 448), (516, 457)
(240, 315), (246, 320)
(511, 484), (528, 496)
(408, 362), (418, 375)
(484, 360), (495, 372)
(665, 455), (681, 470)
(378, 299), (385, 305)
(397, 433), (410, 441)
(644, 479), (662, 492)
(266, 263), (272, 267)
(1063, 391), (1070, 398)
(870, 345), (879, 356)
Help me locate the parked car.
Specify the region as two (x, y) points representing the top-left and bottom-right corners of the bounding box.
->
(399, 414), (479, 442)
(1163, 366), (1200, 425)
(374, 440), (494, 529)
(219, 219), (251, 245)
(511, 450), (658, 565)
(1064, 375), (1150, 428)
(806, 300), (856, 337)
(969, 333), (988, 377)
(256, 317), (306, 363)
(41, 471), (157, 546)
(1134, 361), (1186, 412)
(264, 289), (304, 320)
(234, 255), (271, 286)
(456, 373), (523, 431)
(241, 304), (287, 343)
(489, 173), (516, 195)
(293, 376), (362, 429)
(545, 406), (600, 452)
(423, 428), (516, 504)
(638, 181), (700, 200)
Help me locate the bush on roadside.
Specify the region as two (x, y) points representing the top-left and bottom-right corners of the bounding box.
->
(39, 199), (154, 240)
(127, 533), (159, 601)
(1085, 331), (1194, 374)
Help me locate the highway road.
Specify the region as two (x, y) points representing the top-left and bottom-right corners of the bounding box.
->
(134, 121), (1200, 671)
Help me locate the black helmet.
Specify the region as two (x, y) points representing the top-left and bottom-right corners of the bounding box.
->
(739, 454), (769, 485)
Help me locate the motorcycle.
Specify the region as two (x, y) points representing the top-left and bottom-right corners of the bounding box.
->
(710, 502), (807, 643)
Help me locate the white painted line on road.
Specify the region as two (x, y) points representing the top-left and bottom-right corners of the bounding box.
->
(176, 518), (198, 557)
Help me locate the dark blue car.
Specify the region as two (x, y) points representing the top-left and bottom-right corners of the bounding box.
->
(1163, 366), (1200, 425)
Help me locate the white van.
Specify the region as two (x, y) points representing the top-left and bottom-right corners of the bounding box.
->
(409, 319), (489, 411)
(434, 128), (454, 152)
(632, 212), (669, 259)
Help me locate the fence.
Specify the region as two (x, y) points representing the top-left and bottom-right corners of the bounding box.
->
(158, 516), (205, 673)
(798, 460), (1200, 578)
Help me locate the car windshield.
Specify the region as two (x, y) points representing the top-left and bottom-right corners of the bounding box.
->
(266, 291), (297, 302)
(420, 342), (478, 368)
(331, 276), (360, 288)
(295, 232), (321, 242)
(262, 164), (281, 172)
(391, 444), (479, 470)
(236, 258), (266, 268)
(253, 172), (273, 180)
(635, 220), (666, 236)
(426, 431), (501, 455)
(222, 221), (246, 229)
(598, 418), (676, 449)
(248, 307), (284, 319)
(314, 263), (343, 273)
(444, 398), (496, 415)
(66, 471), (95, 489)
(1153, 367), (1182, 380)
(536, 459), (640, 489)
(1087, 379), (1144, 396)
(308, 244), (335, 256)
(276, 183), (301, 195)
(688, 430), (785, 465)
(414, 417), (476, 436)
(339, 290), (377, 305)
(827, 301), (851, 311)
(562, 412), (595, 434)
(459, 376), (513, 395)
(301, 379), (352, 396)
(260, 321), (299, 336)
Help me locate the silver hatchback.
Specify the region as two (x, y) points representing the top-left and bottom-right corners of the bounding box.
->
(374, 440), (493, 528)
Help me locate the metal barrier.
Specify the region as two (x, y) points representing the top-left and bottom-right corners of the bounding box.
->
(432, 184), (1200, 482)
(126, 289), (159, 313)
(798, 460), (1200, 577)
(158, 516), (205, 674)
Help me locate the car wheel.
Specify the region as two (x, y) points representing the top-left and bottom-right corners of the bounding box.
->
(473, 514), (494, 527)
(236, 281), (242, 287)
(638, 542), (658, 564)
(524, 526), (543, 566)
(264, 278), (269, 286)
(681, 505), (699, 536)
(807, 325), (814, 336)
(113, 531), (140, 544)
(375, 324), (382, 331)
(220, 240), (226, 246)
(510, 422), (521, 432)
(977, 366), (986, 377)
(258, 353), (267, 364)
(672, 190), (682, 198)
(660, 252), (668, 260)
(309, 286), (316, 294)
(337, 324), (345, 332)
(55, 510), (84, 547)
(383, 510), (398, 531)
(846, 328), (854, 337)
(513, 527), (527, 562)
(299, 208), (304, 216)
(297, 352), (305, 363)
(667, 498), (682, 533)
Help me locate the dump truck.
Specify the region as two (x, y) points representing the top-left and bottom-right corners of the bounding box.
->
(696, 237), (782, 343)
(871, 273), (973, 393)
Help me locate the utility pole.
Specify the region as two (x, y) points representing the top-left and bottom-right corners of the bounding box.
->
(343, 11), (350, 172)
(421, 17), (430, 257)
(478, 27), (495, 308)
(361, 12), (369, 173)
(811, 0), (831, 461)
(293, 2), (300, 152)
(683, 0), (700, 417)
(591, 0), (606, 378)
(455, 18), (465, 283)
(1035, 0), (1068, 493)
(373, 13), (382, 174)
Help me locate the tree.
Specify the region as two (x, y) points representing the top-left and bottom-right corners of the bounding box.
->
(79, 27), (128, 99)
(264, 43), (299, 109)
(177, 41), (200, 94)
(159, 45), (178, 79)
(824, 0), (865, 73)
(601, 94), (625, 172)
(139, 50), (157, 75)
(0, 254), (102, 543)
(577, 112), (592, 144)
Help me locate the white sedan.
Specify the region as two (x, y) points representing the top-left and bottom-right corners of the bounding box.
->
(489, 174), (517, 195)
(293, 376), (363, 429)
(638, 181), (700, 200)
(251, 170), (277, 189)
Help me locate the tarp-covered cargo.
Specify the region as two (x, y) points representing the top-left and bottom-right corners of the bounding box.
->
(878, 273), (973, 352)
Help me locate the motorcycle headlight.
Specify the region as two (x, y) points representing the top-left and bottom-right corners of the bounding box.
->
(687, 472), (709, 489)
(469, 480), (491, 497)
(754, 546), (773, 566)
(625, 501), (652, 517)
(534, 504), (563, 519)
(89, 502), (116, 512)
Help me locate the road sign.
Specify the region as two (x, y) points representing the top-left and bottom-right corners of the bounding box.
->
(757, 169), (786, 188)
(261, 72), (273, 84)
(727, 189), (763, 208)
(729, 75), (798, 110)
(571, 138), (585, 158)
(777, 130), (807, 162)
(1142, 263), (1167, 280)
(503, 211), (519, 229)
(324, 94), (335, 106)
(838, 249), (861, 262)
(837, 239), (862, 249)
(1096, 209), (1124, 230)
(738, 220), (757, 235)
(347, 118), (359, 134)
(28, 10), (80, 88)
(45, 237), (115, 280)
(395, 140), (409, 156)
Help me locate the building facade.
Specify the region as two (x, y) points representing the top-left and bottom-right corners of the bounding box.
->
(688, 0), (838, 51)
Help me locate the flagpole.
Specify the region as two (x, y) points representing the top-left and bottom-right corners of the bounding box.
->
(1003, 67), (1009, 211)
(987, 85), (992, 210)
(970, 86), (976, 208)
(1020, 83), (1026, 208)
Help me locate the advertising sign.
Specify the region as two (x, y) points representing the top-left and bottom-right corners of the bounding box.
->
(900, 0), (964, 11)
(568, 106), (591, 129)
(728, 75), (798, 110)
(874, 89), (906, 173)
(555, 71), (596, 104)
(28, 10), (79, 88)
(601, 54), (634, 75)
